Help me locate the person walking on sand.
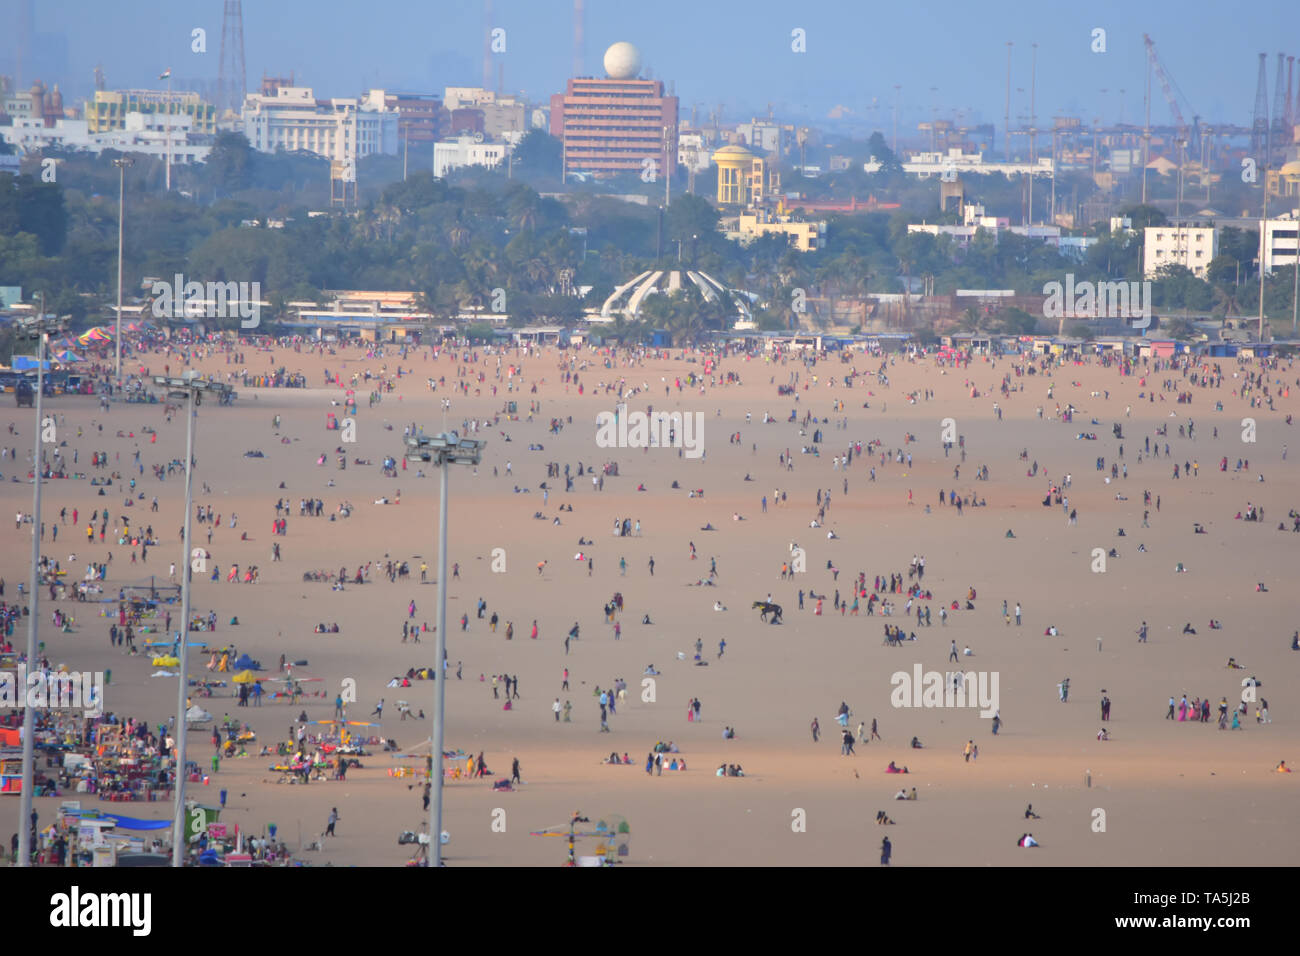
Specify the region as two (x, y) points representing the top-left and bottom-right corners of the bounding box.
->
(949, 639), (958, 663)
(870, 718), (881, 741)
(964, 739), (974, 762)
(326, 808), (338, 837)
(553, 697), (561, 721)
(880, 836), (892, 865)
(511, 758), (521, 784)
(811, 717), (820, 742)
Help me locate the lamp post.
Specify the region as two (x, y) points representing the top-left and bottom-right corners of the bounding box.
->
(113, 157), (134, 385)
(154, 373), (233, 866)
(16, 302), (62, 869)
(162, 69), (174, 192)
(1260, 164), (1269, 342)
(404, 432), (485, 866)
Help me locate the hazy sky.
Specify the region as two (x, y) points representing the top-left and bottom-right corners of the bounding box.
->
(7, 0), (1296, 137)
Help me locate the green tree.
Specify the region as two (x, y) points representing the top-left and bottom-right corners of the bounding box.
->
(202, 132), (254, 194)
(511, 130), (563, 180)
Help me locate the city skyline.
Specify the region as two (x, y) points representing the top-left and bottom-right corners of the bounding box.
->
(4, 0), (1298, 139)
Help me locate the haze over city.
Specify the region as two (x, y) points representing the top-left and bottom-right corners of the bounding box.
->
(4, 0), (1295, 133)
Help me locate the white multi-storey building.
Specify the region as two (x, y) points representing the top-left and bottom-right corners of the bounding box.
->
(241, 87), (397, 165)
(0, 112), (210, 164)
(1143, 225), (1217, 278)
(433, 135), (507, 178)
(1258, 213), (1300, 274)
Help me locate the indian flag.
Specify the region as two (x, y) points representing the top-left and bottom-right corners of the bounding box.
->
(159, 69), (171, 80)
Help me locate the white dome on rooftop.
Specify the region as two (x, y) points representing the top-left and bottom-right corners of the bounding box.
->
(604, 42), (641, 80)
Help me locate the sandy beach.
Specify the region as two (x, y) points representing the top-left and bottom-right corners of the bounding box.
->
(5, 340), (1298, 866)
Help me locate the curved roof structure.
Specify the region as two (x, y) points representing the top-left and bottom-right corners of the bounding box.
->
(600, 270), (758, 326)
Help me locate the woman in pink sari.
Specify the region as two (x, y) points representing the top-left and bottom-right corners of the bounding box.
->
(1177, 695), (1189, 721)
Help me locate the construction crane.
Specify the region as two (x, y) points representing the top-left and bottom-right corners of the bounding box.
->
(1143, 33), (1200, 154)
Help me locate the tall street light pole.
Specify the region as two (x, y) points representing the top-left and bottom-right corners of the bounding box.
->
(1260, 165), (1269, 342)
(154, 374), (232, 866)
(165, 70), (173, 192)
(114, 157), (133, 385)
(16, 302), (61, 869)
(405, 433), (484, 866)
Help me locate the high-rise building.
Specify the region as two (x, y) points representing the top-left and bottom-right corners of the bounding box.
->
(549, 41), (677, 178)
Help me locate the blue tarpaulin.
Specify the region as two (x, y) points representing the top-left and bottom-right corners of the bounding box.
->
(70, 811), (171, 831)
(11, 355), (49, 371)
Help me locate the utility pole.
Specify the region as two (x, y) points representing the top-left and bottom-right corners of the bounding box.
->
(16, 300), (60, 870)
(1141, 56), (1151, 205)
(892, 85), (901, 155)
(113, 157), (133, 384)
(1004, 43), (1013, 162)
(1259, 162), (1269, 342)
(1029, 43), (1038, 164)
(662, 125), (671, 207)
(162, 69), (174, 192)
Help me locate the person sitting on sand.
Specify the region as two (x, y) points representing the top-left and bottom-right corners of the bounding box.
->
(716, 764), (726, 777)
(1227, 657), (1243, 669)
(1276, 761), (1292, 773)
(644, 664), (659, 675)
(876, 811), (894, 825)
(1018, 833), (1039, 847)
(1292, 631), (1300, 651)
(1005, 529), (1016, 538)
(1025, 804), (1040, 819)
(1097, 727), (1109, 740)
(910, 737), (923, 749)
(894, 789), (908, 800)
(1183, 623), (1197, 635)
(642, 614), (653, 625)
(886, 761), (909, 774)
